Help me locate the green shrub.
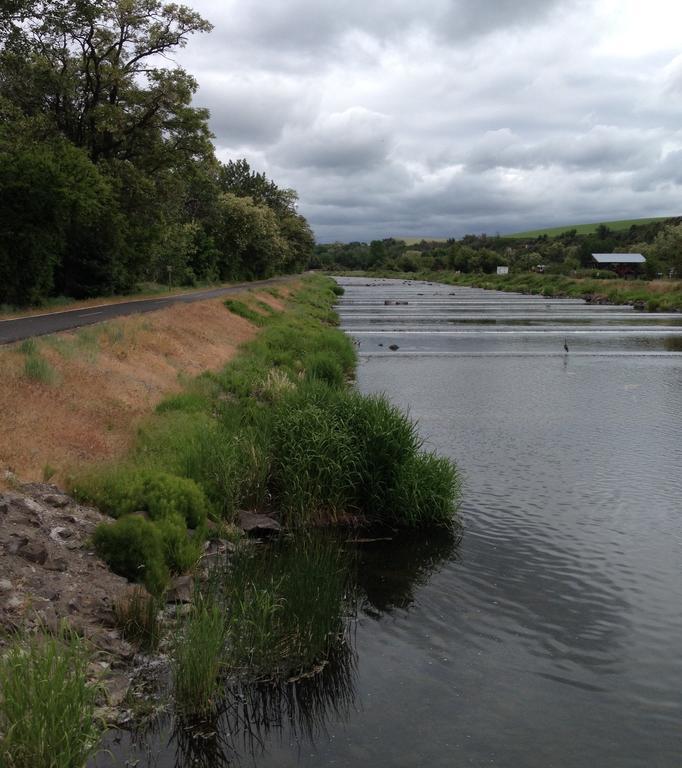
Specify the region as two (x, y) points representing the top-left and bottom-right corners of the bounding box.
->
(136, 471), (209, 528)
(75, 468), (208, 529)
(157, 513), (202, 574)
(93, 515), (168, 595)
(0, 627), (102, 768)
(331, 284), (345, 295)
(305, 351), (344, 387)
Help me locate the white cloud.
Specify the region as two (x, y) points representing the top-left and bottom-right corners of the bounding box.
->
(175, 0), (682, 241)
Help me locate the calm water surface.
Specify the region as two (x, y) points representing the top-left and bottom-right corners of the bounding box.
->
(98, 277), (682, 767)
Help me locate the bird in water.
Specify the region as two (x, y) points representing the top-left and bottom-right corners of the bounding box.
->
(563, 339), (569, 353)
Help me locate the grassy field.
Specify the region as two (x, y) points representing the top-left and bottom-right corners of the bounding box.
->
(506, 217), (672, 239)
(391, 216), (676, 244)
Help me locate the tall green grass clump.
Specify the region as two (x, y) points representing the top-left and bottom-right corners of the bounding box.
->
(219, 536), (351, 677)
(0, 627), (101, 768)
(305, 351), (345, 387)
(270, 388), (358, 524)
(172, 595), (226, 716)
(269, 383), (459, 528)
(114, 587), (162, 653)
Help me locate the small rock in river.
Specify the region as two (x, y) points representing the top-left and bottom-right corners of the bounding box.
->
(388, 344), (400, 351)
(239, 510), (282, 535)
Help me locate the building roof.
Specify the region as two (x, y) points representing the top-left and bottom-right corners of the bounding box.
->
(592, 253), (646, 264)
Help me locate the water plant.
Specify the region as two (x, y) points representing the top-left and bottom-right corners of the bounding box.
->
(218, 535), (352, 677)
(0, 626), (101, 768)
(171, 594), (226, 716)
(114, 586), (162, 653)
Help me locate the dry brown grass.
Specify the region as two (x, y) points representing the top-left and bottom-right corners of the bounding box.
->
(0, 289), (293, 485)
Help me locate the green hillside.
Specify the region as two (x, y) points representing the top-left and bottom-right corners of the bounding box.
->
(507, 217), (672, 239)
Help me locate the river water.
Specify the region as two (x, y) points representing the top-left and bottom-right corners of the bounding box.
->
(97, 277), (682, 767)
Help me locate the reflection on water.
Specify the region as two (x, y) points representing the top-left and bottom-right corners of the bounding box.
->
(355, 528), (460, 616)
(114, 642), (358, 768)
(95, 278), (682, 767)
(94, 529), (457, 768)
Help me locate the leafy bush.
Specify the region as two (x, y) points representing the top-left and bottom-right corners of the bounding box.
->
(93, 515), (168, 595)
(0, 627), (101, 768)
(75, 468), (208, 529)
(157, 513), (202, 574)
(331, 284), (345, 295)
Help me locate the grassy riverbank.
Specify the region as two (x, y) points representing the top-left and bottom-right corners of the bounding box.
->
(73, 275), (460, 594)
(1, 275), (461, 761)
(343, 270), (682, 312)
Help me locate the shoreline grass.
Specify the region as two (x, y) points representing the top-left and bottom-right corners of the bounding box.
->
(69, 275), (459, 694)
(0, 627), (102, 768)
(171, 595), (227, 716)
(73, 276), (460, 543)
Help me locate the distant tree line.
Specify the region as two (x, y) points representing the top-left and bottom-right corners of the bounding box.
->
(0, 1), (314, 306)
(313, 218), (682, 279)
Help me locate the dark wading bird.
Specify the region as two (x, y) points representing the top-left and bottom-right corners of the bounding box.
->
(564, 339), (569, 353)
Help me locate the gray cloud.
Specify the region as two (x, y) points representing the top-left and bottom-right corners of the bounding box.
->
(176, 0), (682, 241)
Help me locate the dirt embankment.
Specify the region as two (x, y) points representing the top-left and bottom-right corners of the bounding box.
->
(0, 287), (290, 486)
(0, 286), (293, 716)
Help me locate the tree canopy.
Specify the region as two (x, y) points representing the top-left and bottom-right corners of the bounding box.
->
(0, 0), (314, 305)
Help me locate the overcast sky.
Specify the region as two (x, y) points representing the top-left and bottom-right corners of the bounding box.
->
(176, 0), (682, 242)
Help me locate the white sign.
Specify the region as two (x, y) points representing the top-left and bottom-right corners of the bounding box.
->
(496, 266), (509, 275)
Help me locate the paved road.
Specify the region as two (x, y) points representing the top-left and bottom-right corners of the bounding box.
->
(0, 276), (293, 345)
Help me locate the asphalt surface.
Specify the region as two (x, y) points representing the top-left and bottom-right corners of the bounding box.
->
(0, 276), (293, 345)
